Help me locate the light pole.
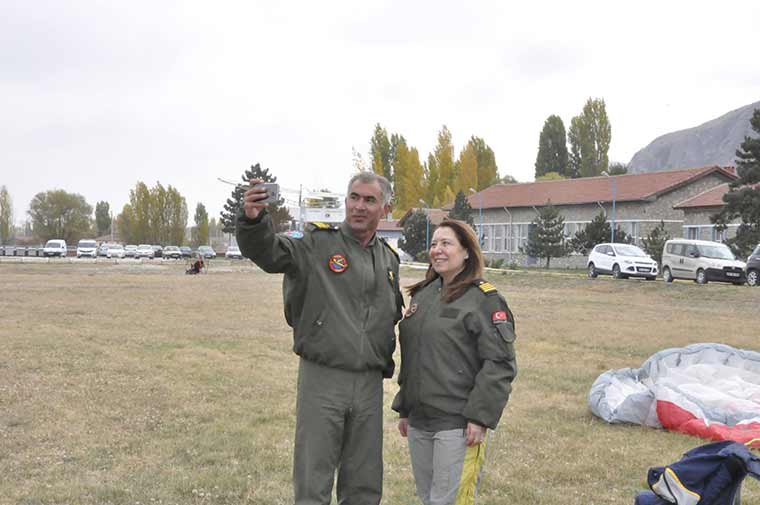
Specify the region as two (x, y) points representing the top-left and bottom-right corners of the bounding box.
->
(418, 199), (430, 253)
(601, 171), (617, 243)
(469, 188), (484, 246)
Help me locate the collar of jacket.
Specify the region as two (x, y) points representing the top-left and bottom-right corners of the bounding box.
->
(340, 221), (378, 248)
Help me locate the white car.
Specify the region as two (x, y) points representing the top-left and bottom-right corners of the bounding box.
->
(76, 239), (98, 258)
(43, 239), (68, 257)
(106, 244), (125, 258)
(587, 243), (658, 280)
(225, 245), (243, 259)
(135, 244), (155, 259)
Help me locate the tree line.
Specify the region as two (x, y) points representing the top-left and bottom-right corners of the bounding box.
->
(0, 182), (213, 246)
(361, 124), (509, 215)
(534, 97), (625, 180)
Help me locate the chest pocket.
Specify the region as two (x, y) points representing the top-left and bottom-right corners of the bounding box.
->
(440, 307), (460, 319)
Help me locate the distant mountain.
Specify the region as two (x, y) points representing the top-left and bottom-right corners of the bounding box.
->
(628, 100), (760, 173)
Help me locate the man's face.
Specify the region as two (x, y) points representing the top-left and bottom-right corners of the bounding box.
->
(345, 180), (389, 236)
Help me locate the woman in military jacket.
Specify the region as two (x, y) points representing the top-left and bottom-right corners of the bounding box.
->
(392, 219), (517, 505)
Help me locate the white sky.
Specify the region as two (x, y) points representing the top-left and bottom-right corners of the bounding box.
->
(2, 0), (759, 225)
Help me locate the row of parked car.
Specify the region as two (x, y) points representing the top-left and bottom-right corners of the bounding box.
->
(0, 240), (245, 260)
(587, 239), (760, 286)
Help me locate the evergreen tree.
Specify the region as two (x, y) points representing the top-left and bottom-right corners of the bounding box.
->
(569, 211), (630, 254)
(642, 220), (670, 266)
(193, 202), (209, 246)
(0, 185), (12, 244)
(522, 203), (569, 268)
(219, 163), (293, 234)
(448, 191), (474, 227)
(370, 124), (392, 181)
(95, 201), (111, 236)
(535, 115), (569, 178)
(712, 108), (760, 257)
(607, 162), (628, 175)
(399, 209), (435, 260)
(568, 98), (612, 178)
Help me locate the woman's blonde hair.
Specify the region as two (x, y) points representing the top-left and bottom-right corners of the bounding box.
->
(406, 219), (485, 303)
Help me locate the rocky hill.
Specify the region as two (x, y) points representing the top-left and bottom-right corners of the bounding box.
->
(628, 100), (760, 173)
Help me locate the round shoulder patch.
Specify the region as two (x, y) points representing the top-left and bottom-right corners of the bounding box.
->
(328, 253), (348, 273)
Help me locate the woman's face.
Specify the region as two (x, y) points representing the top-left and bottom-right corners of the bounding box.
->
(429, 226), (468, 280)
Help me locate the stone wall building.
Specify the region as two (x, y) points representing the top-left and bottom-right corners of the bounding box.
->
(464, 165), (738, 268)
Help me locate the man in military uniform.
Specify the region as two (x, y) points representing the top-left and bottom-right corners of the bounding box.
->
(237, 172), (403, 505)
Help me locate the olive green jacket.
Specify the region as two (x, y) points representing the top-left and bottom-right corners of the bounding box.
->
(236, 211), (403, 377)
(391, 279), (517, 429)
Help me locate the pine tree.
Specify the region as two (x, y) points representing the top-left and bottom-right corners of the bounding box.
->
(448, 191), (474, 227)
(642, 220), (670, 266)
(712, 108), (760, 257)
(569, 211), (630, 254)
(522, 203), (569, 268)
(535, 115), (569, 178)
(399, 209), (435, 260)
(219, 163), (293, 233)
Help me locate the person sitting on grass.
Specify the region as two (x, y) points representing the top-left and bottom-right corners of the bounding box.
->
(186, 254), (205, 275)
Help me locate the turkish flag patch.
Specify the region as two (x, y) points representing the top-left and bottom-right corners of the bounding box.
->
(492, 311), (508, 324)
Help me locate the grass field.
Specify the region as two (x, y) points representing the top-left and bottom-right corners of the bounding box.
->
(1, 260), (759, 505)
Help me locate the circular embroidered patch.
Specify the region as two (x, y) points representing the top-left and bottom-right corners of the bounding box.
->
(328, 254), (348, 273)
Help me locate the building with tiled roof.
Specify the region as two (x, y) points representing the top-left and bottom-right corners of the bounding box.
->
(464, 165), (738, 267)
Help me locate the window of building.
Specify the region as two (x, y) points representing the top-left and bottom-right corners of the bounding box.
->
(684, 226), (699, 240)
(493, 225), (504, 252)
(712, 226), (726, 242)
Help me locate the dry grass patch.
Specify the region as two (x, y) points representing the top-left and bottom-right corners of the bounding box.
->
(1, 261), (758, 504)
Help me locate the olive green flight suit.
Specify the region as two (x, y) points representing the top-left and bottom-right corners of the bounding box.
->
(237, 210), (403, 505)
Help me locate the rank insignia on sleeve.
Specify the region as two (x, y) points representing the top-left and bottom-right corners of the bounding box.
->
(328, 253), (348, 273)
(492, 310), (508, 324)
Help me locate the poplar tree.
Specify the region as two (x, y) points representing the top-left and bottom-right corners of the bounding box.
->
(433, 126), (455, 203)
(370, 124), (392, 181)
(0, 185), (13, 244)
(95, 201), (111, 236)
(712, 108), (760, 256)
(193, 202), (209, 246)
(568, 98), (611, 178)
(470, 136), (498, 190)
(455, 142), (478, 195)
(535, 115), (569, 178)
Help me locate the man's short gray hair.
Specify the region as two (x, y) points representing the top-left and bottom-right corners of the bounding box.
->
(347, 172), (393, 206)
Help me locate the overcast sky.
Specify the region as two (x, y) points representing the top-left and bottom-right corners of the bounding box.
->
(2, 0), (759, 226)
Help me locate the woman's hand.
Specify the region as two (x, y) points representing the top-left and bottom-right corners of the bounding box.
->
(398, 418), (409, 437)
(465, 422), (486, 446)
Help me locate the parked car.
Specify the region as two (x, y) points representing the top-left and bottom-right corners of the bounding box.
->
(661, 239), (746, 285)
(745, 243), (760, 287)
(179, 246), (192, 258)
(587, 243), (658, 280)
(76, 239), (98, 258)
(151, 245), (163, 258)
(98, 243), (110, 256)
(106, 244), (125, 259)
(43, 239), (68, 257)
(124, 245), (138, 258)
(225, 245), (243, 259)
(135, 244), (155, 259)
(197, 245), (216, 259)
(163, 245), (182, 259)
